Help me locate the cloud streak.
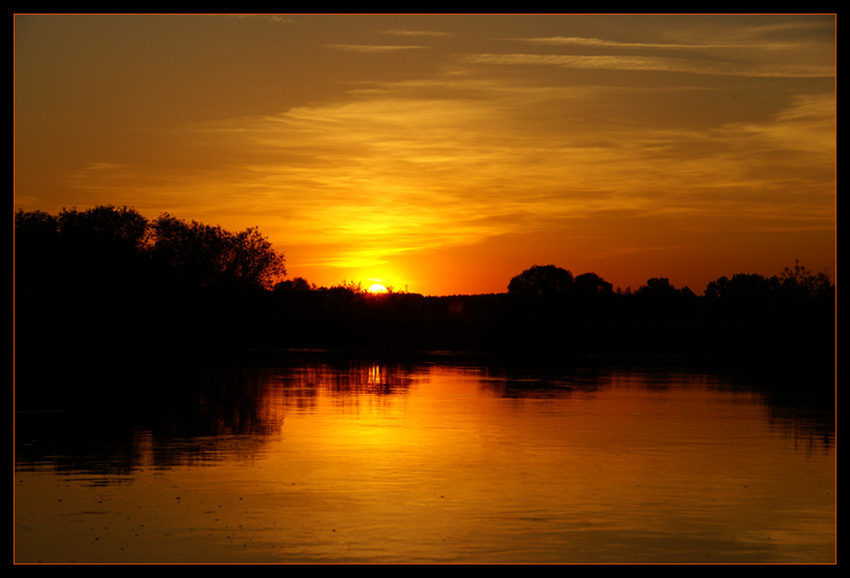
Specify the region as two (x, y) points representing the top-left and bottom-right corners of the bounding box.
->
(325, 44), (429, 53)
(462, 52), (833, 79)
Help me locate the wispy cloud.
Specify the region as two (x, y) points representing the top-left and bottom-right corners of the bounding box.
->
(499, 17), (834, 79)
(462, 52), (833, 79)
(326, 43), (428, 53)
(513, 36), (738, 49)
(382, 29), (454, 37)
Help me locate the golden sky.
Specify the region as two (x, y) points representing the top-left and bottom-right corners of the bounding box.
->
(14, 14), (836, 296)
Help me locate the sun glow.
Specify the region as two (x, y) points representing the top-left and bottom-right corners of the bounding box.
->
(368, 283), (388, 294)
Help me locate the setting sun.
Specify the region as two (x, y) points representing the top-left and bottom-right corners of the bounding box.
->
(367, 283), (388, 294)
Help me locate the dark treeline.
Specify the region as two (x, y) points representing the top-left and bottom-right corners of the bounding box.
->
(15, 206), (835, 392)
(15, 206), (285, 389)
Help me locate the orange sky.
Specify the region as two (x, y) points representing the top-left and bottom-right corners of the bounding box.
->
(14, 14), (836, 296)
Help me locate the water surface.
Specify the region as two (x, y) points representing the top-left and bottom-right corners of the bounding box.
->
(15, 352), (835, 564)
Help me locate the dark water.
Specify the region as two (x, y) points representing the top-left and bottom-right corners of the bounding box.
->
(14, 351), (835, 564)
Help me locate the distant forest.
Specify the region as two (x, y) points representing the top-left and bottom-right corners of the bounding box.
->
(15, 206), (835, 385)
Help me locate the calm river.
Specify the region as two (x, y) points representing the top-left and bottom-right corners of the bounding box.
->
(14, 350), (835, 564)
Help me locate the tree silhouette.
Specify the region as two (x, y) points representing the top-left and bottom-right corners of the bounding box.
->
(704, 273), (775, 299)
(704, 263), (833, 301)
(56, 205), (149, 252)
(149, 214), (286, 292)
(573, 272), (614, 297)
(56, 205), (150, 289)
(16, 206), (287, 296)
(779, 260), (834, 299)
(636, 277), (681, 298)
(16, 206), (151, 299)
(273, 276), (315, 292)
(508, 264), (574, 295)
(14, 209), (60, 282)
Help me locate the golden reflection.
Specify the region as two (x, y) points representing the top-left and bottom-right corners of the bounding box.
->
(14, 359), (835, 563)
(367, 363), (384, 386)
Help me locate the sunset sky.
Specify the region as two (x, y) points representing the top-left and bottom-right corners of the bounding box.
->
(14, 14), (835, 296)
